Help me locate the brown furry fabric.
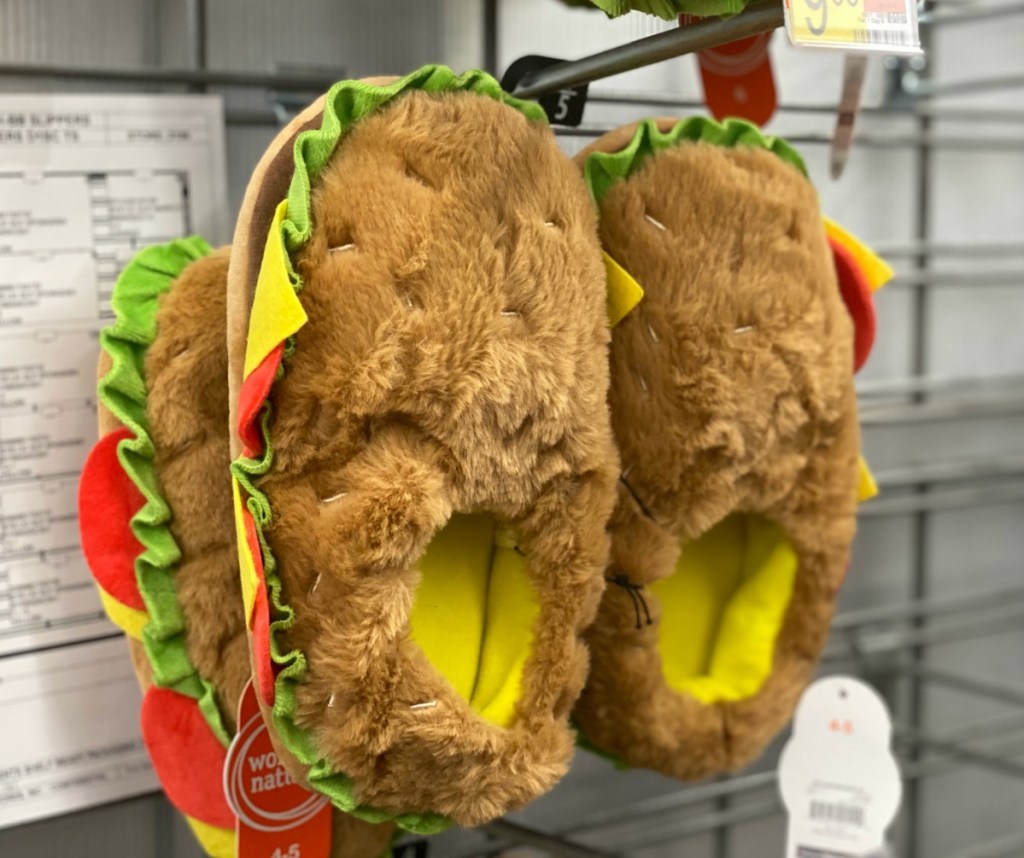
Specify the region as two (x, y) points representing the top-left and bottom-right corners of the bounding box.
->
(227, 77), (400, 449)
(572, 138), (861, 779)
(97, 249), (395, 857)
(250, 90), (619, 825)
(143, 247), (251, 729)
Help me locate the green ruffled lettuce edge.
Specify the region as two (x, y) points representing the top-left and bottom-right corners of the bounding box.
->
(98, 235), (231, 749)
(585, 0), (749, 19)
(229, 65), (547, 836)
(583, 116), (808, 205)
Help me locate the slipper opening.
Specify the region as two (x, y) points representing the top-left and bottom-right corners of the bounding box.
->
(650, 513), (797, 704)
(408, 514), (539, 728)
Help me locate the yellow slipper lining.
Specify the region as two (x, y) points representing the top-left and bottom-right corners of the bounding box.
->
(408, 514), (538, 727)
(650, 514), (798, 704)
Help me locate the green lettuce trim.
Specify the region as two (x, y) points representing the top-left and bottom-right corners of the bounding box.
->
(230, 65), (548, 835)
(98, 236), (231, 749)
(586, 0), (749, 19)
(584, 116), (808, 205)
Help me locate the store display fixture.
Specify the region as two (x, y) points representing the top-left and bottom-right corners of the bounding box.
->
(3, 2), (1021, 857)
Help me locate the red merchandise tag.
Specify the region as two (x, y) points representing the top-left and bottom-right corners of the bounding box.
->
(680, 15), (777, 126)
(224, 680), (332, 858)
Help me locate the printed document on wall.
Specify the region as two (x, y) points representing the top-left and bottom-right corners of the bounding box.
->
(0, 93), (228, 827)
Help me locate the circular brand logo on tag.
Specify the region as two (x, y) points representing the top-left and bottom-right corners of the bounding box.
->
(224, 710), (330, 832)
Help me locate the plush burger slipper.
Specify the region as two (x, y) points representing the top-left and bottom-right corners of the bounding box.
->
(226, 66), (619, 831)
(571, 118), (890, 779)
(78, 241), (398, 857)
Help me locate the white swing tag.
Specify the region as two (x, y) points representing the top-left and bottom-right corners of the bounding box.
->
(778, 676), (902, 858)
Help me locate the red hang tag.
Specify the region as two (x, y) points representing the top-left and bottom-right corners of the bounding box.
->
(224, 680), (332, 858)
(680, 15), (778, 126)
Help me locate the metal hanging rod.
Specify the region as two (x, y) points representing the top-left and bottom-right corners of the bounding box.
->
(832, 585), (1024, 631)
(560, 125), (1024, 151)
(826, 598), (1024, 657)
(875, 242), (1024, 259)
(509, 0), (784, 99)
(948, 832), (1024, 858)
(858, 373), (1024, 398)
(912, 106), (1024, 123)
(599, 798), (781, 852)
(896, 727), (1024, 779)
(872, 453), (1024, 488)
(567, 771), (777, 834)
(589, 93), (1024, 125)
(0, 62), (341, 92)
(910, 73), (1024, 99)
(586, 91), (906, 115)
(482, 819), (618, 858)
(921, 0), (1024, 26)
(895, 665), (1024, 709)
(889, 271), (1024, 287)
(860, 396), (1024, 425)
(860, 482), (1024, 516)
(897, 710), (1024, 749)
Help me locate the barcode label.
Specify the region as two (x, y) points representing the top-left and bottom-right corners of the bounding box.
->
(851, 26), (915, 46)
(810, 801), (865, 826)
(785, 0), (920, 52)
(865, 11), (907, 23)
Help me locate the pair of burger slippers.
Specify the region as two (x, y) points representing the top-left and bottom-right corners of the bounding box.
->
(77, 66), (890, 858)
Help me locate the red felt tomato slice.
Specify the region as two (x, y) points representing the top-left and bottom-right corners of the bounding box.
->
(237, 343), (284, 457)
(79, 427), (146, 610)
(140, 687), (234, 829)
(251, 582), (275, 708)
(830, 236), (877, 372)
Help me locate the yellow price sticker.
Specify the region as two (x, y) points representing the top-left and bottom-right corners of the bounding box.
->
(783, 0), (921, 54)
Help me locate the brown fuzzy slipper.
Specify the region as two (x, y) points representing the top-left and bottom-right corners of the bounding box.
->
(78, 241), (397, 857)
(570, 117), (889, 779)
(225, 66), (619, 831)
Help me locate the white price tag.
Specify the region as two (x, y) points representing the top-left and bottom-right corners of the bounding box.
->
(779, 676), (901, 858)
(783, 0), (922, 55)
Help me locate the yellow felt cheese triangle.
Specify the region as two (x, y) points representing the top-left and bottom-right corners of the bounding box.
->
(98, 586), (148, 640)
(604, 252), (644, 326)
(243, 200), (309, 378)
(857, 455), (879, 503)
(823, 217), (893, 293)
(232, 477), (260, 628)
(185, 816), (234, 858)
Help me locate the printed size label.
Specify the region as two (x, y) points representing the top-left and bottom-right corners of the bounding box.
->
(779, 677), (901, 858)
(783, 0), (922, 54)
(224, 680), (332, 858)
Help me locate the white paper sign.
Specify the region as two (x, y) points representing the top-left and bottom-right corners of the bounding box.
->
(779, 676), (902, 858)
(0, 93), (227, 828)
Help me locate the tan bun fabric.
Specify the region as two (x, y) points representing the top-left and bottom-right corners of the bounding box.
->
(571, 122), (861, 779)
